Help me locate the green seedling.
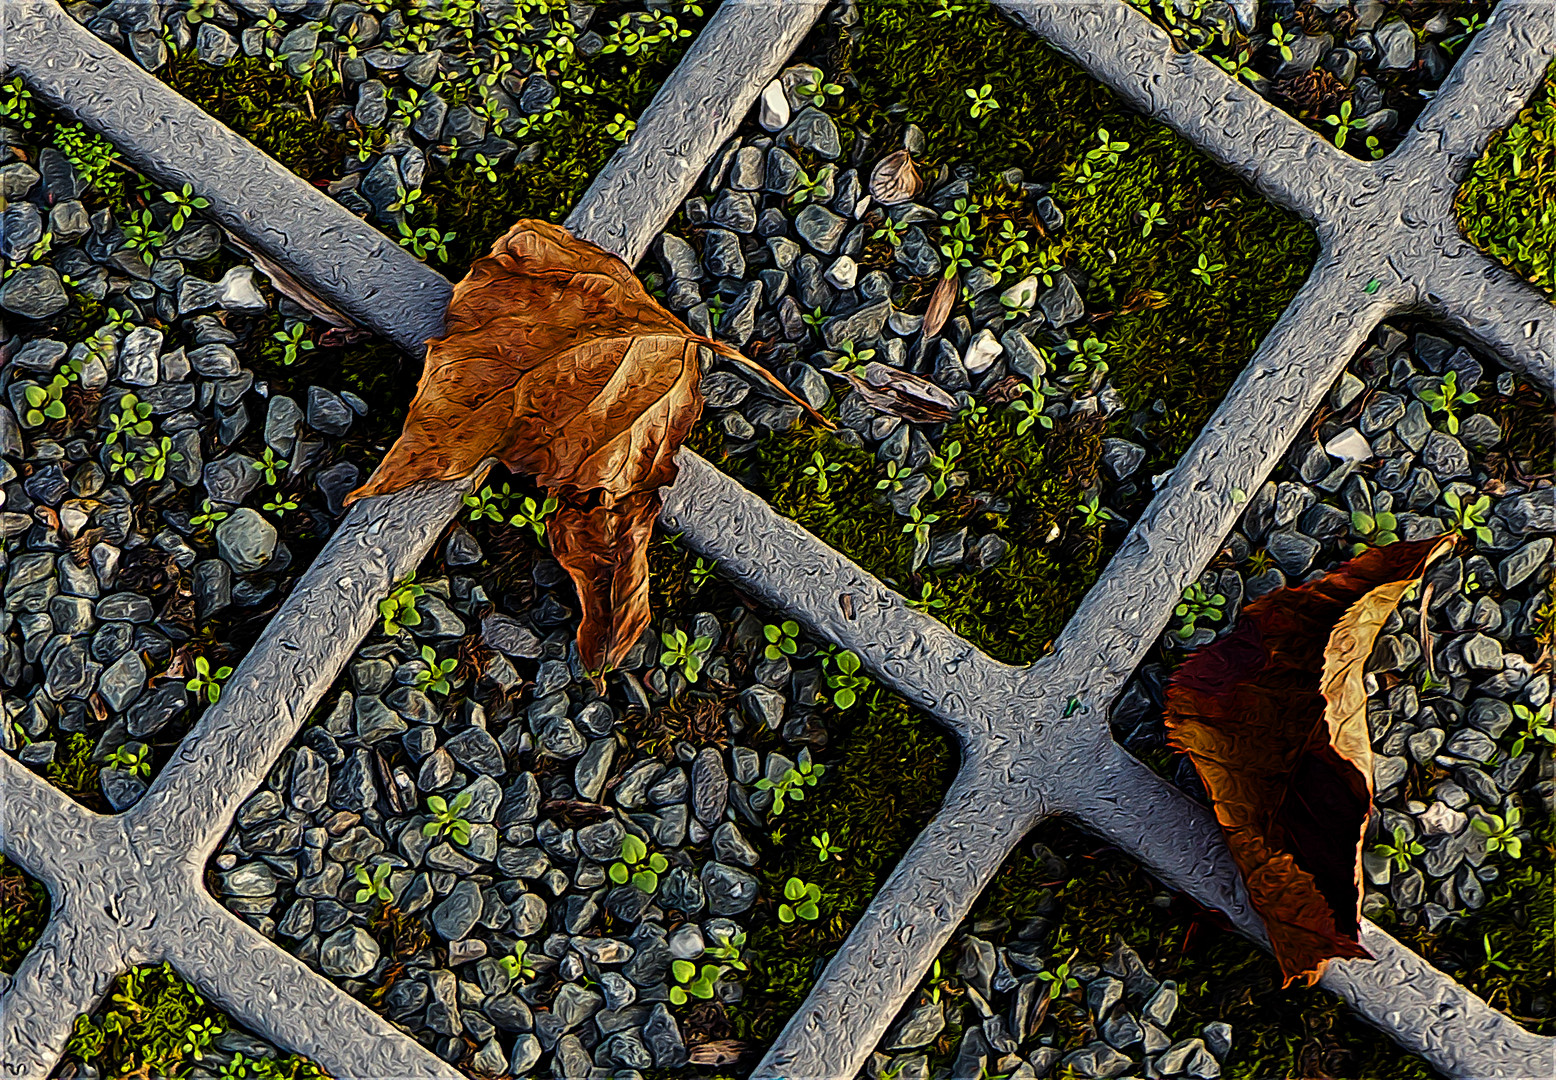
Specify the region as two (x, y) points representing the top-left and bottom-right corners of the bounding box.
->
(262, 495), (298, 518)
(463, 482), (514, 523)
(689, 556), (717, 590)
(161, 183), (210, 231)
(272, 322), (314, 366)
(106, 393), (153, 444)
(22, 375), (69, 426)
(1036, 949), (1081, 999)
(778, 876), (822, 922)
(253, 448), (288, 485)
(379, 577), (424, 636)
(1350, 509), (1399, 553)
(1139, 199), (1167, 237)
(669, 959), (722, 1004)
(1323, 100), (1368, 149)
(508, 495), (558, 540)
(397, 221), (456, 262)
(353, 862), (393, 904)
(1174, 581), (1226, 639)
(876, 460), (910, 495)
(1268, 21), (1295, 60)
(1074, 495), (1116, 528)
(1190, 251), (1225, 284)
(824, 648), (869, 709)
(499, 940), (537, 981)
(803, 449), (844, 494)
(107, 742), (151, 778)
(422, 790), (473, 845)
(1373, 825), (1424, 873)
(795, 74), (843, 106)
(186, 656), (234, 705)
(1443, 489), (1493, 544)
(660, 626), (713, 683)
(1509, 701), (1554, 758)
(965, 82), (999, 119)
(1419, 370), (1480, 435)
(1008, 376), (1056, 435)
(703, 927), (748, 971)
(810, 830), (845, 863)
(905, 581), (946, 612)
(609, 833), (668, 893)
(1472, 807), (1523, 858)
(1086, 126), (1130, 165)
(605, 113), (636, 141)
(902, 506), (940, 549)
(763, 620), (800, 661)
(415, 645), (458, 696)
(754, 747), (825, 816)
(138, 437), (182, 483)
(927, 440), (963, 498)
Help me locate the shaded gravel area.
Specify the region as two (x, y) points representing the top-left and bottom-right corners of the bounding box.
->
(853, 863), (1239, 1080)
(1110, 320), (1554, 932)
(2, 96), (384, 809)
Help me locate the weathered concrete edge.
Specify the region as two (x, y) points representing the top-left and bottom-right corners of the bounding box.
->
(1383, 0), (1556, 392)
(991, 0), (1364, 239)
(1, 0), (452, 356)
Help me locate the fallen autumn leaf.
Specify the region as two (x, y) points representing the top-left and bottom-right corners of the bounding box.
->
(349, 219), (820, 673)
(1164, 536), (1454, 985)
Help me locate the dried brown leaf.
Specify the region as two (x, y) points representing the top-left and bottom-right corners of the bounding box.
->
(1164, 536), (1453, 985)
(349, 220), (742, 671)
(868, 148), (921, 205)
(921, 272), (956, 341)
(831, 361), (957, 423)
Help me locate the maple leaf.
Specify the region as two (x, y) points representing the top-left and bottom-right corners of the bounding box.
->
(1164, 536), (1454, 986)
(349, 220), (821, 673)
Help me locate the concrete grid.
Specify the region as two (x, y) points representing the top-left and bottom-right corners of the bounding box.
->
(1, 1), (1552, 1079)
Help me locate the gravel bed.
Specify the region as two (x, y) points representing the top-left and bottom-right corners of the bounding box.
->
(206, 494), (913, 1073)
(650, 54), (1176, 611)
(1128, 0), (1492, 160)
(1110, 320), (1554, 932)
(2, 96), (380, 807)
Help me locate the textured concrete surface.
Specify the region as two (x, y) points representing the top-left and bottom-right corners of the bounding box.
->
(2, 0), (1553, 1078)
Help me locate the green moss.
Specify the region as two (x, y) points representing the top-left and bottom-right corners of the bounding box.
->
(63, 963), (328, 1080)
(1457, 59), (1556, 299)
(0, 856), (49, 974)
(727, 691), (957, 1046)
(834, 0), (1315, 457)
(160, 7), (703, 279)
(712, 408), (1110, 664)
(164, 58), (354, 181)
(695, 0), (1315, 664)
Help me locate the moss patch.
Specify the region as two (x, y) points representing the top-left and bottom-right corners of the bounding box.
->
(0, 856), (49, 974)
(1456, 59), (1556, 299)
(160, 6), (703, 279)
(696, 0), (1315, 665)
(62, 963), (328, 1080)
